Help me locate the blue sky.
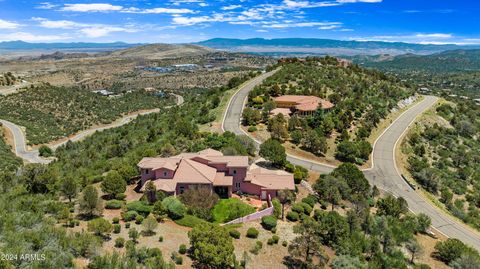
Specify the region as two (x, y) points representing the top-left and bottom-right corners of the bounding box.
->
(0, 0), (479, 44)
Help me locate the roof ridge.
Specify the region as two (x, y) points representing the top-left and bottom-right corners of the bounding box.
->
(183, 158), (214, 182)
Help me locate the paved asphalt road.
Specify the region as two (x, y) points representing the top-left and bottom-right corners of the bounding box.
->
(0, 94), (184, 164)
(223, 73), (480, 250)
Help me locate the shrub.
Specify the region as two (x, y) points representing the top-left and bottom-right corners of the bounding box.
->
(114, 237), (125, 248)
(271, 235), (280, 244)
(171, 252), (183, 265)
(301, 202), (313, 215)
(301, 195), (317, 207)
(282, 241), (288, 247)
(286, 211), (299, 221)
(113, 224), (121, 234)
(39, 145), (53, 157)
(123, 211), (138, 222)
(105, 200), (123, 209)
(112, 217), (119, 224)
(250, 241), (263, 255)
(125, 222), (131, 229)
(247, 126), (257, 132)
(229, 230), (241, 239)
(291, 203), (304, 214)
(126, 201), (152, 216)
(261, 216), (277, 231)
(87, 218), (113, 237)
(158, 236), (164, 242)
(434, 238), (470, 263)
(246, 227), (259, 238)
(135, 215), (144, 224)
(267, 238), (274, 245)
(115, 193), (127, 200)
(179, 244), (187, 254)
(162, 197), (186, 220)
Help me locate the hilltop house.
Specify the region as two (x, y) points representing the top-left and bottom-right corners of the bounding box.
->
(137, 149), (294, 200)
(273, 95), (334, 116)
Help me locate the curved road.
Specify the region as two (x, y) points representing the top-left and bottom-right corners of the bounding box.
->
(223, 72), (480, 250)
(1, 93), (184, 164)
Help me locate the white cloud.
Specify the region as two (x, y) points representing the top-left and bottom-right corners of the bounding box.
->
(36, 2), (58, 9)
(61, 3), (123, 12)
(0, 19), (20, 29)
(80, 26), (136, 38)
(135, 8), (194, 14)
(415, 33), (452, 39)
(263, 21), (342, 29)
(0, 32), (71, 42)
(222, 5), (242, 11)
(32, 18), (138, 38)
(32, 17), (79, 29)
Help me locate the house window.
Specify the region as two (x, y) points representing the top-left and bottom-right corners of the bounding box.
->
(145, 169), (151, 175)
(233, 169), (237, 175)
(235, 182), (241, 189)
(179, 186), (185, 194)
(163, 171), (168, 177)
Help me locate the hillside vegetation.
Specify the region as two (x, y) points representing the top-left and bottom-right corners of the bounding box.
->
(360, 49), (480, 74)
(0, 86), (173, 145)
(404, 99), (480, 230)
(0, 128), (22, 172)
(0, 72), (17, 86)
(245, 57), (414, 164)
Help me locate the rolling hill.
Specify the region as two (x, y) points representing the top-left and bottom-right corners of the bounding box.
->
(356, 49), (480, 73)
(107, 44), (215, 59)
(196, 38), (480, 56)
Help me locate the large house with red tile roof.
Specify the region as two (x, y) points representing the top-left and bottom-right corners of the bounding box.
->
(138, 148), (294, 200)
(273, 95), (334, 116)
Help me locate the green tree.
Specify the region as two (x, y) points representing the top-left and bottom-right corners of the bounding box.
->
(152, 200), (168, 221)
(301, 129), (327, 156)
(39, 145), (53, 157)
(144, 181), (157, 204)
(60, 176), (78, 202)
(288, 217), (328, 268)
(277, 189), (295, 220)
(451, 253), (480, 269)
(188, 223), (235, 269)
(332, 163), (370, 196)
(101, 170), (127, 199)
(242, 107), (261, 126)
(259, 138), (286, 167)
(406, 239), (423, 264)
(377, 195), (408, 218)
(416, 213), (431, 234)
(315, 175), (348, 210)
(79, 185), (102, 217)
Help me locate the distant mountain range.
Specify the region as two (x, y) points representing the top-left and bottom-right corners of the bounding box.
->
(0, 41), (138, 50)
(354, 49), (480, 73)
(196, 38), (480, 56)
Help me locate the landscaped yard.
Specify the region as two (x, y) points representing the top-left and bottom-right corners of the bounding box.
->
(212, 198), (256, 223)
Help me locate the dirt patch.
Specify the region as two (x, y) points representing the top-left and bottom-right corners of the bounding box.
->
(1, 124), (15, 148)
(415, 233), (449, 269)
(234, 221), (295, 269)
